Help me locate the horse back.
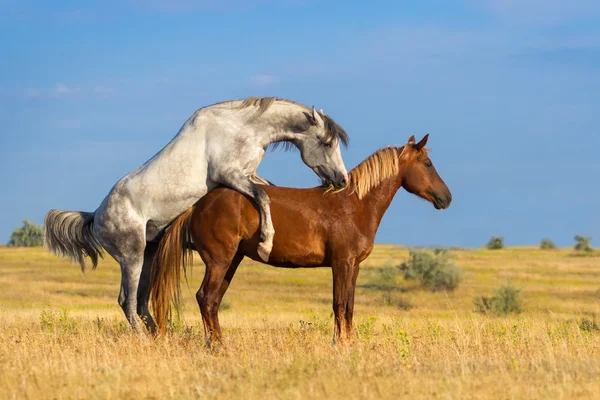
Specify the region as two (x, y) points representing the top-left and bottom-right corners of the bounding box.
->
(193, 185), (334, 267)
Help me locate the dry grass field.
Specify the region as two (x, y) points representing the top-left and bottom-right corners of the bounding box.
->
(1, 246), (599, 399)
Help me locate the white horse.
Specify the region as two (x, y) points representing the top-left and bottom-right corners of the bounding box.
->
(44, 97), (349, 332)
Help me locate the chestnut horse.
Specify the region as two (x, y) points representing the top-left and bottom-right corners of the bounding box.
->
(151, 134), (451, 345)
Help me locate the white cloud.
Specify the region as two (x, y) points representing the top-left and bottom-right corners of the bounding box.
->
(12, 82), (117, 100)
(54, 83), (72, 95)
(47, 83), (83, 98)
(249, 74), (280, 86)
(92, 85), (116, 97)
(23, 88), (41, 99)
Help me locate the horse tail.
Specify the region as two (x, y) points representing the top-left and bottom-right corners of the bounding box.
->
(44, 210), (104, 272)
(151, 205), (195, 334)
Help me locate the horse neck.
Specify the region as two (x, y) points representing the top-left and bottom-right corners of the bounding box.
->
(253, 102), (307, 145)
(234, 101), (305, 147)
(355, 171), (403, 236)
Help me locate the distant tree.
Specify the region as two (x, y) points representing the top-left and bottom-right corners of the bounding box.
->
(487, 236), (504, 250)
(540, 239), (556, 250)
(8, 220), (44, 247)
(574, 235), (593, 252)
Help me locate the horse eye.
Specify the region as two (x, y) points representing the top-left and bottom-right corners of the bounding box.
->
(323, 141), (333, 148)
(425, 162), (432, 168)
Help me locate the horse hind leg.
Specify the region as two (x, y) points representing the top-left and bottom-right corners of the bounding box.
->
(196, 258), (237, 347)
(95, 217), (147, 333)
(116, 250), (146, 333)
(206, 253), (243, 342)
(215, 253), (243, 310)
(136, 242), (158, 334)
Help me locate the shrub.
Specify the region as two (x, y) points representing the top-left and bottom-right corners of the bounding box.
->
(356, 316), (377, 340)
(574, 235), (593, 252)
(8, 220), (44, 247)
(475, 281), (522, 316)
(381, 292), (414, 310)
(396, 295), (414, 311)
(579, 316), (599, 333)
(297, 311), (329, 335)
(40, 308), (78, 333)
(399, 249), (463, 292)
(487, 236), (504, 250)
(540, 239), (556, 250)
(372, 265), (400, 290)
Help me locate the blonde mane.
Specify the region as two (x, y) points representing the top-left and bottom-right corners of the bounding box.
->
(342, 147), (403, 199)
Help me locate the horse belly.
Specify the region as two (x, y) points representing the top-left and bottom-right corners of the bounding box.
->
(268, 222), (326, 267)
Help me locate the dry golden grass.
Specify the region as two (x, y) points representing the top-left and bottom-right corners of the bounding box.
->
(1, 246), (599, 399)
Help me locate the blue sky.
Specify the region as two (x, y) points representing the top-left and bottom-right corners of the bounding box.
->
(1, 0), (599, 247)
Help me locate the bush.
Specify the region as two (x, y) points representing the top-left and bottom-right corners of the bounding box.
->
(574, 235), (593, 252)
(365, 265), (403, 306)
(356, 316), (377, 340)
(399, 249), (463, 292)
(8, 220), (44, 247)
(487, 236), (504, 250)
(475, 281), (522, 316)
(540, 239), (556, 250)
(579, 316), (599, 333)
(371, 265), (400, 290)
(396, 295), (414, 311)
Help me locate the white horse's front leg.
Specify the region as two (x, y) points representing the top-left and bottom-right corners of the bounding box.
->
(249, 173), (275, 186)
(217, 172), (274, 262)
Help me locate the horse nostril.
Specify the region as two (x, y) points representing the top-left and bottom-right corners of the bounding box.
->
(340, 178), (347, 187)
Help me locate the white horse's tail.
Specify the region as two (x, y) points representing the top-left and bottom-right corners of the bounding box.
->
(44, 210), (104, 271)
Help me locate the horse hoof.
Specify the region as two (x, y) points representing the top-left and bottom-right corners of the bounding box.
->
(257, 241), (272, 262)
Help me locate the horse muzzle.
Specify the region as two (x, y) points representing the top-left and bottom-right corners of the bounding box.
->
(316, 167), (348, 190)
(432, 191), (452, 210)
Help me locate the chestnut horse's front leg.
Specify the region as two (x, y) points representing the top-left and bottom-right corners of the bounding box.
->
(343, 264), (360, 342)
(331, 260), (358, 346)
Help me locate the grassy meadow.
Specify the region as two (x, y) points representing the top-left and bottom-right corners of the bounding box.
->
(1, 246), (599, 399)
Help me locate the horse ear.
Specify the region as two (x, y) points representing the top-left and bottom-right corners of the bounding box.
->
(319, 108), (324, 116)
(311, 106), (324, 127)
(415, 134), (429, 150)
(407, 135), (416, 145)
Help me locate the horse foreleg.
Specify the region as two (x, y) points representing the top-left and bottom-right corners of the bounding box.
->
(343, 264), (360, 343)
(332, 260), (358, 346)
(215, 173), (274, 262)
(249, 173), (275, 186)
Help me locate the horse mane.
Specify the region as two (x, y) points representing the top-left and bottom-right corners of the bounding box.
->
(344, 146), (403, 199)
(237, 96), (349, 148)
(239, 96), (288, 116)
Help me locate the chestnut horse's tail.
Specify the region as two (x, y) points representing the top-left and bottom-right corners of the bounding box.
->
(151, 205), (195, 333)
